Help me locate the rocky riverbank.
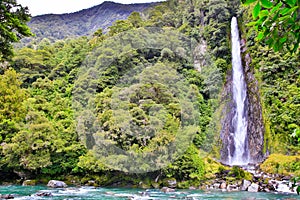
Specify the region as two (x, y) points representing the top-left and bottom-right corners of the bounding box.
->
(201, 164), (299, 194)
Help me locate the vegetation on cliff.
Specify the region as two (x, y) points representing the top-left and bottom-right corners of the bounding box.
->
(0, 0), (299, 190)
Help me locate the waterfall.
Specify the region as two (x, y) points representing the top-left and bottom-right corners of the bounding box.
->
(229, 17), (249, 165)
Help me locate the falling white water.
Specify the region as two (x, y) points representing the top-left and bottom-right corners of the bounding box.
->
(229, 17), (249, 165)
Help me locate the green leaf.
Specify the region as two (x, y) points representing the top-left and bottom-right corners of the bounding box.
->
(253, 3), (261, 19)
(266, 38), (274, 46)
(289, 6), (299, 14)
(292, 42), (299, 53)
(286, 0), (297, 7)
(271, 2), (283, 14)
(256, 15), (268, 26)
(246, 21), (257, 26)
(279, 37), (287, 43)
(260, 0), (273, 8)
(278, 15), (290, 22)
(297, 186), (300, 195)
(256, 32), (264, 40)
(273, 40), (280, 51)
(243, 0), (257, 5)
(272, 12), (279, 21)
(259, 10), (269, 18)
(280, 8), (290, 15)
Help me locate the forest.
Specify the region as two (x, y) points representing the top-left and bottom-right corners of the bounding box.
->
(0, 0), (299, 192)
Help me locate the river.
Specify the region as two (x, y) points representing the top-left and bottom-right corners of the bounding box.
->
(0, 185), (299, 199)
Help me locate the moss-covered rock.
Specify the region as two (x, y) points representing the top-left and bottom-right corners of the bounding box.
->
(22, 180), (37, 186)
(260, 154), (300, 176)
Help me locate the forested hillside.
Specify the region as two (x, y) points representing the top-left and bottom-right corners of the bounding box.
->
(0, 0), (299, 189)
(20, 1), (156, 45)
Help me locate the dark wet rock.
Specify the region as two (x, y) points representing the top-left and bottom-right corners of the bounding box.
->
(36, 192), (53, 197)
(244, 51), (265, 164)
(226, 184), (239, 192)
(248, 183), (259, 192)
(241, 179), (251, 191)
(266, 182), (276, 191)
(47, 180), (67, 188)
(0, 194), (14, 199)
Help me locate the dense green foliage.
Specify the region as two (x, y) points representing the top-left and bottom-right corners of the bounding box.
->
(0, 0), (299, 190)
(0, 0), (32, 60)
(242, 0), (299, 53)
(260, 154), (300, 176)
(242, 6), (300, 154)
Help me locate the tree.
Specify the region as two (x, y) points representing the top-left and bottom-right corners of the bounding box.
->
(108, 20), (134, 36)
(0, 69), (27, 170)
(242, 0), (299, 53)
(128, 12), (143, 28)
(0, 0), (32, 60)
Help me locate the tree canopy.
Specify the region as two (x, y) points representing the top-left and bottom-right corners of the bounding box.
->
(0, 0), (32, 60)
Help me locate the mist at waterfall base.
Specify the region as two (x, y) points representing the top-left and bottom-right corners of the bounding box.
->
(227, 17), (250, 166)
(1, 185), (298, 199)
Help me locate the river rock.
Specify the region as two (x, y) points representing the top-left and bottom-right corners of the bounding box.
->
(213, 183), (220, 189)
(226, 184), (239, 192)
(0, 194), (14, 199)
(47, 180), (67, 188)
(85, 180), (98, 186)
(220, 182), (227, 189)
(275, 180), (297, 194)
(161, 187), (175, 193)
(36, 192), (53, 197)
(241, 180), (251, 191)
(248, 183), (259, 192)
(22, 180), (36, 186)
(166, 179), (177, 188)
(189, 186), (196, 190)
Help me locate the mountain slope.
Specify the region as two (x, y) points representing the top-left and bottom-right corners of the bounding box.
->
(25, 1), (156, 42)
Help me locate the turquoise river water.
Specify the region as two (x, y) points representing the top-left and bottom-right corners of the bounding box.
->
(0, 185), (299, 199)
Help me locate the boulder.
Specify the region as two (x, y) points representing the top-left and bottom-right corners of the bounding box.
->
(85, 180), (97, 186)
(22, 180), (37, 186)
(151, 182), (160, 189)
(248, 183), (259, 192)
(220, 182), (227, 189)
(36, 192), (53, 197)
(166, 178), (177, 188)
(213, 183), (220, 189)
(275, 180), (296, 194)
(226, 184), (239, 192)
(161, 187), (175, 193)
(47, 180), (67, 188)
(241, 180), (251, 191)
(0, 194), (14, 199)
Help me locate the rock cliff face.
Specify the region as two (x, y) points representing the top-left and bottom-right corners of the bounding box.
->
(220, 70), (236, 164)
(243, 50), (265, 163)
(220, 38), (264, 165)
